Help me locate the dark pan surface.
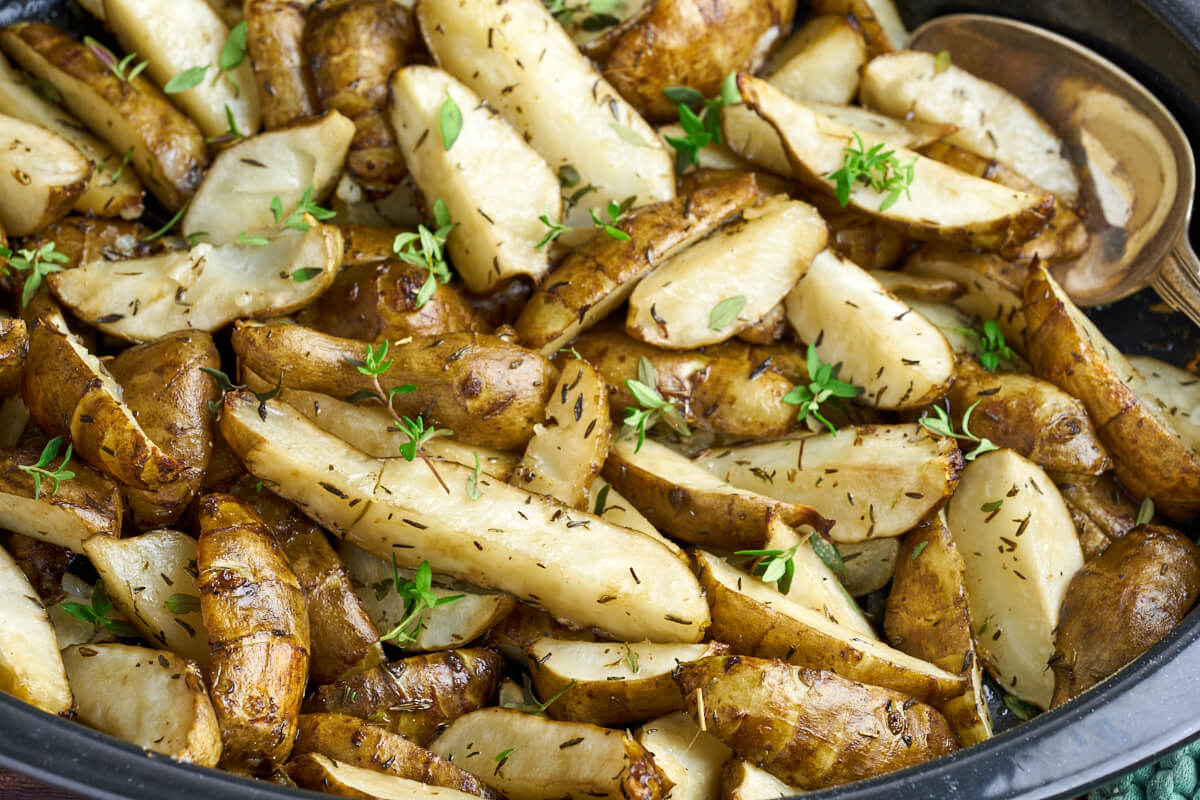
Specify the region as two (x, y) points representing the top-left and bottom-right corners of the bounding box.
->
(0, 0), (1199, 798)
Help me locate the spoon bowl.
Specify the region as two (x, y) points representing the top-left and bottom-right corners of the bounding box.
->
(909, 14), (1200, 323)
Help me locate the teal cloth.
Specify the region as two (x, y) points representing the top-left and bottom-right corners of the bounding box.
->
(1091, 738), (1200, 799)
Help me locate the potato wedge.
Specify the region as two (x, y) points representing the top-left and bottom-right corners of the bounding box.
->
(231, 322), (554, 451)
(512, 358), (610, 509)
(203, 0), (243, 27)
(766, 14), (867, 105)
(1024, 263), (1200, 520)
(0, 543), (72, 714)
(103, 0), (260, 139)
(870, 274), (961, 305)
(245, 0), (320, 130)
(183, 111), (354, 245)
(198, 493), (310, 773)
(1126, 355), (1200, 453)
(627, 196), (826, 349)
(484, 602), (601, 663)
(587, 476), (687, 561)
(785, 249), (955, 409)
(0, 318), (26, 398)
(0, 396), (27, 450)
(292, 713), (501, 799)
(63, 643), (220, 766)
(1050, 524), (1200, 707)
(1048, 471), (1139, 555)
(0, 113), (90, 236)
(83, 530), (209, 669)
(0, 52), (143, 219)
(861, 50), (1079, 204)
(418, 0), (673, 226)
(219, 392), (710, 642)
(697, 551), (964, 704)
(527, 639), (728, 727)
(389, 66), (558, 293)
(515, 176), (759, 355)
(947, 449), (1083, 709)
(303, 649), (504, 745)
(674, 655), (956, 790)
(17, 216), (163, 274)
(2, 532), (70, 605)
(839, 537), (900, 597)
(49, 225), (342, 342)
(809, 0), (906, 55)
(574, 328), (798, 440)
(737, 74), (1055, 249)
(1, 22), (208, 211)
(636, 712), (731, 800)
(696, 424), (963, 543)
(721, 760), (797, 800)
(429, 707), (673, 800)
(288, 752), (485, 800)
(0, 446), (121, 554)
(602, 437), (831, 550)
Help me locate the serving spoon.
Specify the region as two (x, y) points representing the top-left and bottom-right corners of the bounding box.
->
(907, 14), (1200, 325)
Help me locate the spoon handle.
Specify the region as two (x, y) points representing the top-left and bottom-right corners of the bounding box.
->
(1151, 233), (1200, 328)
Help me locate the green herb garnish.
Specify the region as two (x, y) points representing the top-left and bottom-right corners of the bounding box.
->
(61, 581), (138, 639)
(379, 559), (463, 644)
(18, 436), (74, 499)
(0, 241), (70, 307)
(919, 401), (999, 461)
(782, 344), (862, 435)
(393, 199), (456, 309)
(440, 94), (463, 150)
(622, 358), (689, 453)
(828, 132), (916, 211)
(709, 296), (746, 332)
(956, 319), (1016, 372)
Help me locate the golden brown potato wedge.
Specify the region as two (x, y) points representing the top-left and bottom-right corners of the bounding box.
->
(0, 318), (26, 398)
(245, 0), (319, 130)
(0, 446), (121, 553)
(809, 0), (907, 55)
(305, 0), (415, 194)
(1049, 471), (1139, 558)
(0, 113), (90, 237)
(429, 707), (674, 800)
(514, 176), (760, 355)
(735, 302), (787, 344)
(947, 449), (1083, 709)
(765, 14), (867, 105)
(231, 322), (555, 451)
(1126, 355), (1200, 454)
(636, 712), (731, 800)
(871, 270), (963, 303)
(303, 649), (504, 746)
(17, 216), (162, 272)
(527, 639), (729, 727)
(198, 493), (310, 774)
(0, 22), (208, 211)
(720, 760), (798, 800)
(287, 752), (485, 800)
(1023, 263), (1200, 521)
(62, 643), (221, 766)
(0, 543), (72, 714)
(674, 655), (956, 790)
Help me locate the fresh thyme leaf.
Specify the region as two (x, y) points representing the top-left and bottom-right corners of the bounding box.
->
(1003, 693), (1037, 721)
(84, 37), (148, 83)
(664, 73), (738, 173)
(782, 344), (862, 435)
(276, 184), (336, 232)
(291, 267), (323, 283)
(709, 296), (746, 332)
(827, 132), (917, 211)
(237, 232), (270, 247)
(164, 594), (202, 614)
(357, 341), (393, 377)
(608, 122), (649, 147)
(621, 357), (689, 452)
(394, 416), (451, 462)
(494, 748), (514, 763)
(623, 643), (639, 673)
(466, 453), (483, 501)
(142, 200), (191, 243)
(19, 436), (74, 500)
(809, 535), (846, 577)
(981, 499), (1003, 512)
(957, 319), (1016, 372)
(379, 559), (464, 644)
(63, 581), (135, 638)
(1136, 496), (1155, 526)
(663, 86), (705, 106)
(440, 94), (463, 150)
(736, 545), (799, 593)
(719, 71), (742, 106)
(911, 541), (929, 560)
(502, 677), (578, 715)
(592, 483), (610, 515)
(919, 401), (999, 460)
(6, 242), (70, 308)
(558, 164), (581, 187)
(164, 65), (208, 94)
(588, 198), (633, 241)
(205, 105), (243, 144)
(219, 21), (249, 73)
(934, 50), (952, 74)
(104, 146), (134, 186)
(392, 202), (457, 309)
(536, 212), (570, 250)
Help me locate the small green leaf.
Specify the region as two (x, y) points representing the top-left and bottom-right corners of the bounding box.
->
(558, 164), (581, 187)
(608, 122), (649, 147)
(466, 453), (483, 501)
(934, 50), (952, 74)
(219, 21), (249, 73)
(708, 295), (746, 332)
(810, 535), (846, 576)
(1136, 496), (1155, 526)
(495, 748), (514, 763)
(164, 594), (202, 614)
(290, 267), (323, 283)
(440, 95), (463, 150)
(623, 643), (639, 673)
(164, 65), (208, 94)
(142, 201), (190, 243)
(720, 71), (742, 106)
(237, 232), (270, 247)
(981, 499), (1003, 512)
(663, 86), (705, 106)
(592, 483), (610, 515)
(911, 541), (929, 560)
(1003, 693), (1037, 721)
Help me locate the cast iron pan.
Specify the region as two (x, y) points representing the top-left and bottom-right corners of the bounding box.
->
(0, 0), (1199, 798)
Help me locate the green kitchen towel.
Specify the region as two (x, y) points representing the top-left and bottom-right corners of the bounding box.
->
(1091, 737), (1200, 799)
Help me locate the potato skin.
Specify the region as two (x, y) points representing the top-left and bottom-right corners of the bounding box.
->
(245, 0), (321, 129)
(305, 0), (414, 193)
(0, 318), (27, 397)
(601, 0), (798, 122)
(0, 445), (123, 548)
(1050, 524), (1200, 707)
(198, 494), (310, 774)
(482, 601), (600, 663)
(674, 655), (957, 790)
(1049, 471), (1139, 560)
(302, 648), (504, 745)
(2, 532), (71, 604)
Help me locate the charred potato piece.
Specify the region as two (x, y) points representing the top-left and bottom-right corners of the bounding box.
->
(0, 318), (26, 397)
(198, 494), (310, 774)
(245, 0), (321, 129)
(0, 445), (121, 553)
(0, 113), (91, 236)
(1050, 525), (1200, 707)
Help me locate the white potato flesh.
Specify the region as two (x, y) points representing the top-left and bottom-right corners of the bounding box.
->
(767, 14), (867, 105)
(722, 104), (793, 177)
(0, 52), (143, 219)
(429, 707), (659, 800)
(762, 515), (876, 638)
(49, 225), (342, 342)
(389, 65), (559, 293)
(221, 395), (709, 642)
(338, 542), (514, 653)
(183, 110), (355, 245)
(104, 0), (260, 139)
(636, 712), (731, 800)
(785, 249), (955, 409)
(810, 0), (908, 54)
(0, 544), (72, 714)
(809, 103), (955, 149)
(860, 51), (1079, 203)
(947, 449), (1083, 709)
(1127, 355), (1200, 455)
(897, 297), (976, 355)
(293, 753), (482, 800)
(0, 113), (90, 236)
(83, 530), (209, 670)
(627, 196), (827, 349)
(417, 0), (674, 226)
(0, 480), (109, 554)
(62, 643), (221, 766)
(695, 424), (962, 542)
(587, 477), (687, 560)
(723, 761), (797, 800)
(527, 639), (718, 684)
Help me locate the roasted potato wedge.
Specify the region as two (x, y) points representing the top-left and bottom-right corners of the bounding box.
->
(198, 493), (310, 773)
(303, 649), (504, 746)
(288, 752), (486, 800)
(636, 712), (731, 800)
(245, 0), (321, 130)
(587, 476), (687, 561)
(527, 639), (729, 727)
(428, 707), (674, 800)
(50, 225), (342, 342)
(696, 424), (963, 542)
(627, 196), (827, 349)
(0, 318), (26, 398)
(417, 0), (674, 226)
(1024, 263), (1200, 521)
(947, 449), (1083, 709)
(1126, 355), (1200, 453)
(1049, 471), (1139, 556)
(62, 643), (221, 766)
(809, 0), (907, 55)
(0, 543), (72, 713)
(1, 22), (208, 211)
(0, 113), (91, 237)
(1050, 524), (1200, 707)
(389, 65), (559, 293)
(2, 531), (70, 605)
(871, 270), (963, 303)
(766, 14), (867, 105)
(0, 445), (121, 553)
(674, 655), (957, 790)
(483, 602), (601, 664)
(721, 760), (798, 800)
(839, 537), (901, 597)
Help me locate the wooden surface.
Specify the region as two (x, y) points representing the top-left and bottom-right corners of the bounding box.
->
(0, 770), (86, 799)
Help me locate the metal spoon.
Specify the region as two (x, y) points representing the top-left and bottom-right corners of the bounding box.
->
(908, 14), (1200, 324)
